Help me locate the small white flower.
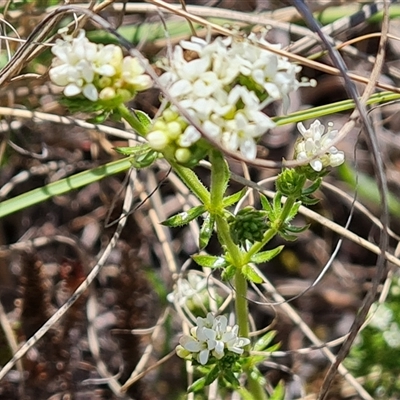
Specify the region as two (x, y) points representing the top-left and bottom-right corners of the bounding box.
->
(167, 272), (208, 306)
(121, 57), (153, 91)
(295, 120), (345, 171)
(177, 313), (250, 365)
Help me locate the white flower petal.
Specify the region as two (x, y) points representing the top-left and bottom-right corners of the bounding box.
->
(82, 84), (98, 101)
(180, 336), (203, 352)
(64, 83), (82, 97)
(198, 349), (210, 365)
(169, 80), (192, 97)
(240, 138), (257, 160)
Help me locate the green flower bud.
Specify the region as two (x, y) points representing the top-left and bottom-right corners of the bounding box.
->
(175, 148), (191, 164)
(276, 168), (306, 197)
(229, 206), (268, 246)
(167, 121), (183, 140)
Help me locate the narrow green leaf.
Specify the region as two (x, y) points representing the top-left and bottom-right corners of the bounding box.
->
(269, 380), (285, 400)
(131, 151), (158, 169)
(114, 144), (150, 156)
(242, 264), (263, 284)
(223, 188), (246, 208)
(133, 109), (152, 129)
(278, 231), (297, 241)
(260, 194), (273, 214)
(236, 387), (255, 400)
(0, 157), (133, 218)
(192, 254), (226, 269)
(284, 224), (310, 234)
(223, 369), (240, 388)
(115, 145), (158, 168)
(199, 213), (215, 249)
(162, 205), (206, 227)
(287, 201), (301, 220)
(221, 264), (236, 281)
(254, 331), (277, 352)
(204, 365), (220, 385)
(302, 178), (322, 196)
(188, 377), (206, 393)
(300, 196), (320, 206)
(273, 192), (282, 213)
(250, 245), (284, 264)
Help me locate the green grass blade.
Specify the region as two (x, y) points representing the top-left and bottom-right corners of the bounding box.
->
(338, 162), (400, 217)
(273, 91), (400, 126)
(0, 157), (133, 218)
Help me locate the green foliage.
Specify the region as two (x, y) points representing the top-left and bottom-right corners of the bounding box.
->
(221, 264), (236, 281)
(346, 276), (400, 398)
(199, 213), (215, 249)
(60, 96), (104, 114)
(254, 331), (277, 352)
(339, 162), (400, 217)
(115, 144), (158, 168)
(133, 110), (152, 129)
(242, 264), (263, 284)
(269, 380), (285, 400)
(276, 169), (306, 197)
(300, 178), (322, 205)
(260, 193), (308, 241)
(0, 157), (133, 218)
(192, 254), (226, 269)
(222, 189), (246, 207)
(162, 205), (206, 227)
(250, 246), (284, 264)
(188, 353), (245, 393)
(228, 206), (269, 246)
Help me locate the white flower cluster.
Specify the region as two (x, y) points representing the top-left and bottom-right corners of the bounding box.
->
(49, 30), (152, 103)
(176, 313), (250, 365)
(148, 34), (313, 161)
(369, 303), (400, 348)
(295, 120), (345, 172)
(369, 303), (393, 331)
(167, 272), (208, 307)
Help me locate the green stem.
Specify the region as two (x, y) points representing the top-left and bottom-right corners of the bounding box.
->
(119, 103), (211, 206)
(168, 158), (210, 205)
(209, 150), (229, 207)
(215, 214), (243, 264)
(247, 375), (269, 400)
(246, 194), (297, 261)
(276, 195), (297, 227)
(236, 268), (269, 400)
(208, 152), (267, 399)
(118, 103), (148, 137)
(245, 227), (277, 262)
(235, 268), (249, 339)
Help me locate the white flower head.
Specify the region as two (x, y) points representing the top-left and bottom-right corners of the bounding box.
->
(153, 32), (314, 161)
(49, 29), (152, 103)
(295, 120), (345, 172)
(176, 313), (250, 365)
(167, 272), (208, 307)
